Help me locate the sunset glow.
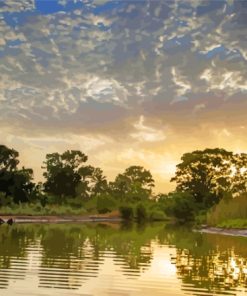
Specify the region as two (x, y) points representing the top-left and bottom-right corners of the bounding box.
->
(1, 0), (247, 192)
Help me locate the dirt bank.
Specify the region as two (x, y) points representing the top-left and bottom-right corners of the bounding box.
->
(0, 214), (122, 224)
(195, 226), (247, 237)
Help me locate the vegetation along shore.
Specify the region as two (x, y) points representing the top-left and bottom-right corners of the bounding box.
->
(0, 145), (246, 230)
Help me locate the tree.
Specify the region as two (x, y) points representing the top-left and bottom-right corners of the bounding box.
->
(9, 168), (34, 203)
(43, 150), (108, 200)
(0, 145), (19, 171)
(0, 145), (34, 203)
(43, 150), (88, 198)
(111, 166), (154, 201)
(171, 148), (247, 207)
(90, 167), (108, 196)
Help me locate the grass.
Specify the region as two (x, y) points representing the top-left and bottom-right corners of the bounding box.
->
(217, 219), (247, 229)
(207, 194), (247, 229)
(0, 203), (88, 216)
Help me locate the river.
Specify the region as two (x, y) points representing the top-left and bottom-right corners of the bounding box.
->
(0, 222), (246, 295)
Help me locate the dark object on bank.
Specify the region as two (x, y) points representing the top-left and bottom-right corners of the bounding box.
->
(7, 218), (14, 225)
(0, 218), (5, 225)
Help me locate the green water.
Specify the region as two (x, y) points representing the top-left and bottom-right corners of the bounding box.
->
(0, 222), (246, 296)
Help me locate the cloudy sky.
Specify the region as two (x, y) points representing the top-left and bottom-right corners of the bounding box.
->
(1, 0), (247, 192)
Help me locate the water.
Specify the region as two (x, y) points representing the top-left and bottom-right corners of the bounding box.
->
(0, 223), (246, 296)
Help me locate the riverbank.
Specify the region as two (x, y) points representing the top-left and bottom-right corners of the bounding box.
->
(0, 213), (122, 224)
(195, 226), (247, 237)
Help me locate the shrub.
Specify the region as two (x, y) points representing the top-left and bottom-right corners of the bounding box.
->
(119, 206), (134, 221)
(97, 194), (116, 214)
(66, 196), (84, 208)
(150, 209), (167, 221)
(0, 192), (12, 207)
(84, 198), (97, 213)
(164, 192), (196, 222)
(135, 204), (148, 222)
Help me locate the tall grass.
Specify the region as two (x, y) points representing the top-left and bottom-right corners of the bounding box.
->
(0, 203), (87, 216)
(207, 194), (247, 227)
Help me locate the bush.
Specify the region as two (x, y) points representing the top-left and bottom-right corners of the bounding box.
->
(164, 192), (196, 222)
(149, 209), (167, 221)
(194, 211), (207, 225)
(135, 204), (148, 222)
(66, 196), (84, 208)
(96, 194), (116, 214)
(0, 192), (12, 207)
(84, 198), (97, 213)
(119, 206), (134, 221)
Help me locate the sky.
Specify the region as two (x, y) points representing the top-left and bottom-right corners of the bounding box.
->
(1, 0), (247, 193)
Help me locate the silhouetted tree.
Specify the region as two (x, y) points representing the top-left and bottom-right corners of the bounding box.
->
(110, 166), (154, 201)
(43, 150), (108, 199)
(171, 148), (247, 207)
(0, 145), (34, 203)
(43, 150), (88, 198)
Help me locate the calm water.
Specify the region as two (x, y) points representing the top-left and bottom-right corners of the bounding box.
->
(0, 223), (246, 296)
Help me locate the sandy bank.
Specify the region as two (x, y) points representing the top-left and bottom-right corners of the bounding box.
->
(195, 226), (247, 237)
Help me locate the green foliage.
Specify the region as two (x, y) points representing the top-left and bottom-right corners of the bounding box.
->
(217, 219), (247, 229)
(171, 148), (247, 207)
(83, 198), (98, 213)
(0, 144), (19, 171)
(194, 211), (207, 225)
(160, 192), (196, 222)
(149, 209), (167, 221)
(0, 192), (12, 207)
(207, 194), (247, 226)
(0, 203), (87, 216)
(96, 194), (116, 214)
(110, 166), (154, 201)
(135, 204), (148, 222)
(43, 150), (88, 198)
(43, 150), (109, 201)
(119, 206), (134, 221)
(0, 145), (35, 204)
(1, 144), (247, 226)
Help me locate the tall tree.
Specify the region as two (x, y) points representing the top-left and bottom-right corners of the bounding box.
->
(0, 145), (19, 172)
(43, 150), (88, 198)
(111, 166), (154, 201)
(0, 145), (34, 203)
(171, 148), (247, 207)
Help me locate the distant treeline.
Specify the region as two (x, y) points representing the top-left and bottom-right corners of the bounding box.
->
(0, 145), (247, 223)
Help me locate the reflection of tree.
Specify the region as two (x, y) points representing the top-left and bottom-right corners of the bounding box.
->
(39, 225), (101, 290)
(87, 223), (161, 275)
(165, 228), (247, 294)
(1, 222), (246, 294)
(38, 222), (162, 288)
(0, 225), (35, 289)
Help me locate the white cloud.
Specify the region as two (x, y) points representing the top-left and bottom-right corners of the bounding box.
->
(0, 0), (34, 12)
(200, 68), (247, 95)
(171, 67), (191, 97)
(193, 103), (206, 113)
(131, 116), (166, 142)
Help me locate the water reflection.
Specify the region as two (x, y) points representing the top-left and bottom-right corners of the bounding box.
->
(0, 222), (246, 295)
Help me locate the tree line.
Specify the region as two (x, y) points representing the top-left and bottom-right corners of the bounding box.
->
(0, 144), (246, 219)
(0, 145), (154, 206)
